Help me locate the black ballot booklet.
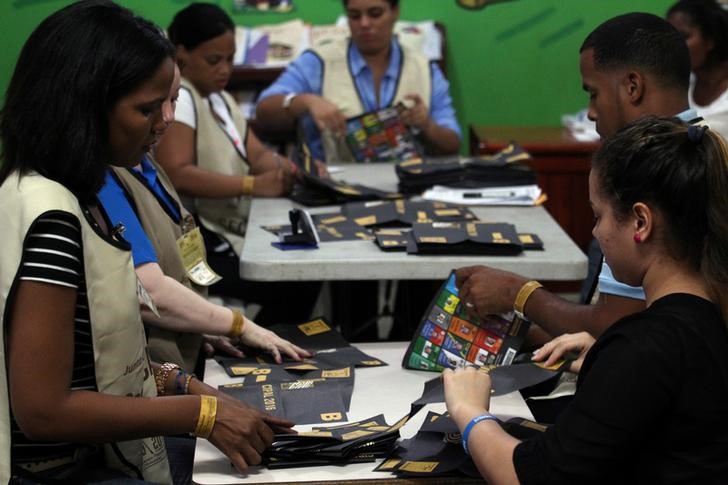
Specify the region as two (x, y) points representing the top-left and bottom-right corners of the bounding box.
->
(376, 411), (547, 479)
(375, 228), (543, 252)
(402, 271), (530, 371)
(407, 221), (525, 255)
(342, 199), (477, 227)
(265, 414), (409, 468)
(216, 318), (388, 424)
(290, 143), (403, 206)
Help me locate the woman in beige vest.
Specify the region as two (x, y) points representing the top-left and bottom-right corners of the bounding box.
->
(156, 3), (321, 326)
(102, 64), (311, 374)
(255, 0), (461, 162)
(0, 2), (293, 482)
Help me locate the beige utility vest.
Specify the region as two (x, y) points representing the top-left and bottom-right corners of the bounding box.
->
(112, 160), (204, 372)
(312, 39), (432, 162)
(0, 172), (171, 484)
(183, 79), (251, 255)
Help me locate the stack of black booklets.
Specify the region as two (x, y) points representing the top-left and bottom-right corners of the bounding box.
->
(396, 142), (536, 194)
(290, 143), (402, 206)
(405, 221), (525, 255)
(265, 414), (409, 469)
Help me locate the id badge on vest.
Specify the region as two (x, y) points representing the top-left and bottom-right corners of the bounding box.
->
(176, 226), (222, 286)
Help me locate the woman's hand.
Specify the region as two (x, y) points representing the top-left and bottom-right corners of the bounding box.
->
(207, 397), (294, 473)
(443, 367), (492, 424)
(202, 335), (245, 359)
(314, 159), (329, 178)
(239, 320), (312, 364)
(303, 95), (347, 137)
(531, 331), (595, 373)
(399, 94), (431, 131)
(252, 167), (294, 197)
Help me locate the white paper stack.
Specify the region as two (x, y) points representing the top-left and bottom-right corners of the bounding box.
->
(422, 184), (545, 206)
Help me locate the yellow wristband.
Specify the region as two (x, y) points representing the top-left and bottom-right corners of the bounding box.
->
(228, 308), (245, 339)
(193, 395), (218, 439)
(242, 175), (255, 196)
(513, 280), (543, 320)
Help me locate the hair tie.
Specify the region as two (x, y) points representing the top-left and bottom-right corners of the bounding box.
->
(687, 124), (708, 144)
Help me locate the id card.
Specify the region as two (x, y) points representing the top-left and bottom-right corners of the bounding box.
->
(176, 227), (222, 286)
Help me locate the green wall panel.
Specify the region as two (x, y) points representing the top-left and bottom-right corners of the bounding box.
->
(0, 0), (674, 150)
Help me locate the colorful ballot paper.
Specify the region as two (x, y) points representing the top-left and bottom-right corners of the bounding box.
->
(345, 104), (421, 163)
(402, 271), (530, 372)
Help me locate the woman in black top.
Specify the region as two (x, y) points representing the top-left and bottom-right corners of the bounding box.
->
(444, 117), (728, 484)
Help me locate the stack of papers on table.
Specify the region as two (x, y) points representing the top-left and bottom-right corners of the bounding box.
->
(422, 184), (545, 206)
(266, 414), (408, 469)
(395, 143), (536, 194)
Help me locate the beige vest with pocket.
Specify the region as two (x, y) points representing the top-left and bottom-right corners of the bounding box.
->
(0, 172), (171, 484)
(183, 79), (251, 256)
(313, 39), (432, 162)
(112, 160), (204, 372)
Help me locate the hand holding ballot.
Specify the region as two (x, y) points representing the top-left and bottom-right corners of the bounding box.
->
(456, 265), (531, 319)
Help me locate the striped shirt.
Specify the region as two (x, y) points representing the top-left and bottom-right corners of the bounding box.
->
(11, 212), (98, 471)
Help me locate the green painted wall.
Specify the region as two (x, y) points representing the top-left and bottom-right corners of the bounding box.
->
(0, 0), (674, 148)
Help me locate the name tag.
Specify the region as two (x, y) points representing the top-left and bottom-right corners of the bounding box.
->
(176, 227), (222, 286)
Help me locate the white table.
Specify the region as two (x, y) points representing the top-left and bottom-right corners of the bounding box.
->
(193, 342), (533, 484)
(240, 165), (587, 282)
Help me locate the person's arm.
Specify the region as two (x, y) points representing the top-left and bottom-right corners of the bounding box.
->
(155, 120), (248, 199)
(7, 279), (290, 472)
(254, 52), (342, 132)
(136, 262), (310, 362)
(531, 331), (596, 373)
(443, 368), (521, 484)
(456, 265), (644, 338)
(399, 63), (460, 155)
(243, 130), (297, 195)
(155, 119), (295, 199)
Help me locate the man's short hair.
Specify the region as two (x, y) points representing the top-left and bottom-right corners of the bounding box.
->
(342, 0), (399, 7)
(580, 12), (690, 93)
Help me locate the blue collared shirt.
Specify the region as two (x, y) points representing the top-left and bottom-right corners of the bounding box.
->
(97, 157), (180, 267)
(597, 107), (698, 300)
(258, 38), (461, 161)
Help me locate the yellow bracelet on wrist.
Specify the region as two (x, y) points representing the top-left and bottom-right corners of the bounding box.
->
(228, 308), (245, 339)
(193, 395), (217, 438)
(513, 280), (543, 320)
(242, 175), (255, 196)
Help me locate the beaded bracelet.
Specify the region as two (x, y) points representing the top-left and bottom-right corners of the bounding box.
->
(462, 414), (498, 456)
(193, 395), (218, 439)
(174, 370), (194, 396)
